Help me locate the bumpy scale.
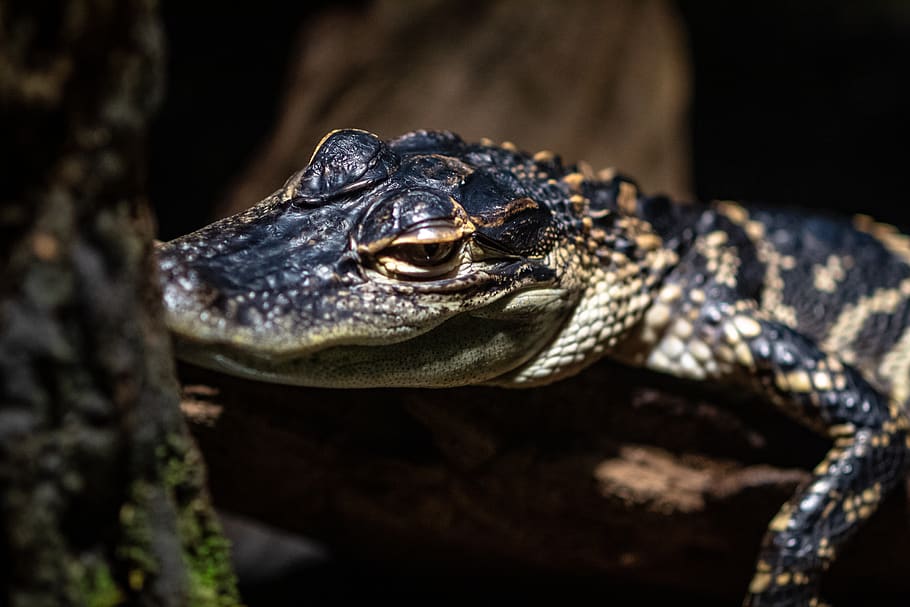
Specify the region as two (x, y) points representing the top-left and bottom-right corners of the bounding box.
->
(157, 129), (910, 606)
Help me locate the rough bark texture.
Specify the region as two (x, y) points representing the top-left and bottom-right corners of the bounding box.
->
(0, 2), (239, 606)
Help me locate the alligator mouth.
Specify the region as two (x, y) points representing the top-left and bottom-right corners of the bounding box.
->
(169, 306), (563, 389)
(165, 309), (447, 362)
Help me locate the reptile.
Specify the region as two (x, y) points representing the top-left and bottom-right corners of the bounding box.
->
(156, 128), (910, 606)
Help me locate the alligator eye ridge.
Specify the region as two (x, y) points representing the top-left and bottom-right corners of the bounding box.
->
(293, 129), (398, 204)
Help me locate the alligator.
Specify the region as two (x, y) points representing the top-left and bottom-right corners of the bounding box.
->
(156, 128), (910, 606)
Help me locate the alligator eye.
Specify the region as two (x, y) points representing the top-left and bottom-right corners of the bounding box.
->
(391, 242), (459, 267)
(371, 222), (468, 279)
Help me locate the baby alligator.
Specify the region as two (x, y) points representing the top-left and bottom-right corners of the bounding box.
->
(157, 129), (910, 606)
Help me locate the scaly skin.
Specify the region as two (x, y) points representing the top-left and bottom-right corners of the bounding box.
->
(157, 129), (910, 605)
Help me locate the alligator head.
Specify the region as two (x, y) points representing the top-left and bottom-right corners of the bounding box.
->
(157, 129), (666, 387)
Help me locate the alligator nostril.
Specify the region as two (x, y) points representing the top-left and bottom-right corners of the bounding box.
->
(210, 291), (237, 316)
(159, 261), (221, 313)
(158, 254), (177, 272)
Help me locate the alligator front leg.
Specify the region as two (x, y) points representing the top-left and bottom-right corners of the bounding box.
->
(628, 296), (910, 605)
(735, 318), (910, 605)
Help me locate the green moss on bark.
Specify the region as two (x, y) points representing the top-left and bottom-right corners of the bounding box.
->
(75, 562), (123, 607)
(117, 437), (239, 606)
(166, 437), (239, 607)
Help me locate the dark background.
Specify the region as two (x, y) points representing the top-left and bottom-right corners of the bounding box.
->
(149, 2), (910, 604)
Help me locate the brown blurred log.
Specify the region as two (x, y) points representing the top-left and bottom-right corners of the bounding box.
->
(181, 360), (910, 604)
(219, 0), (692, 218)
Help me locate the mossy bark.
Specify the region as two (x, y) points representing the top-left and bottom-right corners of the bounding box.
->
(0, 2), (239, 605)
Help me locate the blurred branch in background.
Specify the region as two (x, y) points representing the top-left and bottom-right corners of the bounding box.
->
(220, 0), (691, 218)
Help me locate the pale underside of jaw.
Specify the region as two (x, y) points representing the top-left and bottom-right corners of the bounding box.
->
(169, 301), (570, 389)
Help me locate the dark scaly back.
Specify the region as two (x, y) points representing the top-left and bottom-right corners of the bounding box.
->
(712, 201), (910, 405)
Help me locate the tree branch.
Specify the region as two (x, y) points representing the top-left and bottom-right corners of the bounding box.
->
(181, 361), (910, 603)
